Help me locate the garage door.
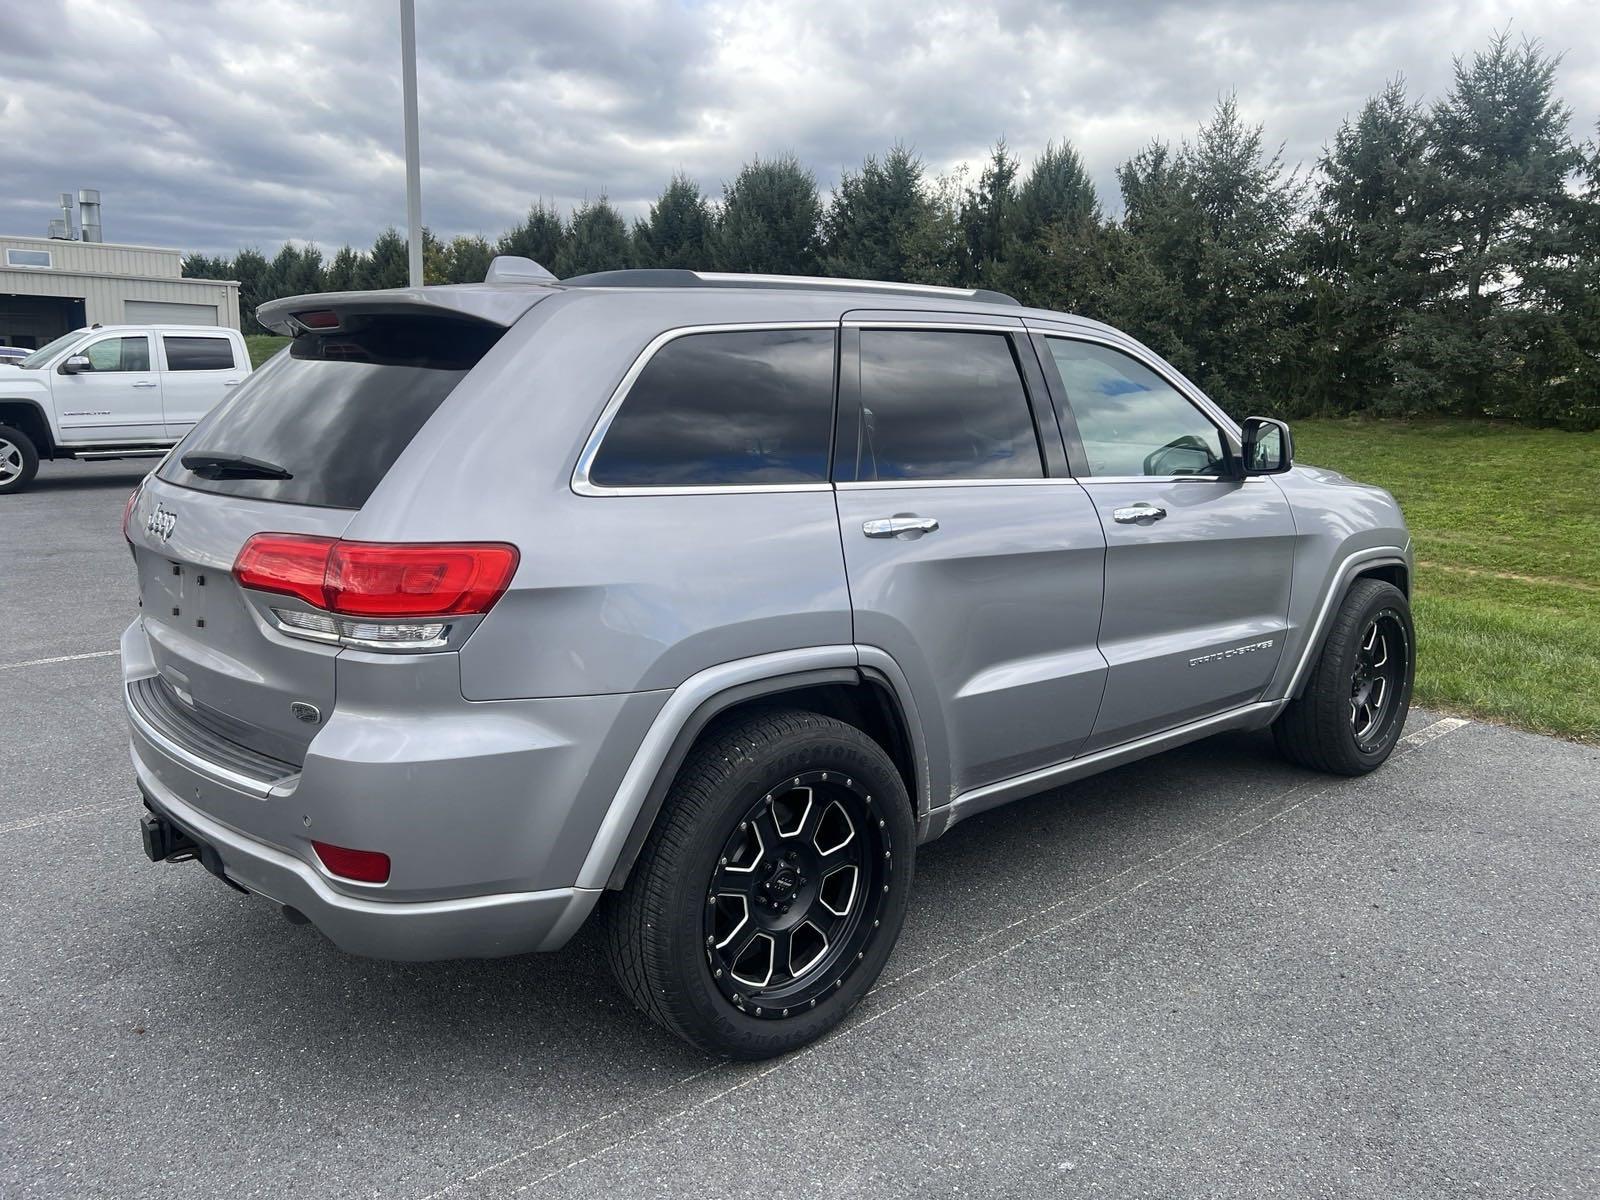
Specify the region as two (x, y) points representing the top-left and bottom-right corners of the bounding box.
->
(124, 300), (219, 326)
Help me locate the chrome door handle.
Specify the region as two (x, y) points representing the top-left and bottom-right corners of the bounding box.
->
(223, 379), (241, 386)
(131, 380), (159, 388)
(1112, 502), (1167, 523)
(863, 515), (940, 538)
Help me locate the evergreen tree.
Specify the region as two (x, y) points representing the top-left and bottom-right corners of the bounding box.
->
(360, 228), (411, 289)
(496, 202), (567, 271)
(555, 198), (631, 276)
(1398, 33), (1585, 419)
(958, 141), (1019, 286)
(1110, 97), (1304, 414)
(268, 242), (325, 298)
(1303, 80), (1431, 416)
(822, 146), (936, 281)
(1522, 126), (1600, 427)
(710, 154), (823, 274)
(181, 253), (230, 279)
(421, 228), (447, 284)
(999, 140), (1101, 306)
(898, 167), (969, 286)
(232, 248), (272, 334)
(633, 174), (713, 269)
(323, 245), (364, 292)
(439, 234), (495, 284)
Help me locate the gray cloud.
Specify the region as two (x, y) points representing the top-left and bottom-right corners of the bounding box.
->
(1, 0), (1594, 258)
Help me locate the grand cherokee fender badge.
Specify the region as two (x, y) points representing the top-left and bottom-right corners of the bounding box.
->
(145, 504), (177, 543)
(1189, 638), (1275, 668)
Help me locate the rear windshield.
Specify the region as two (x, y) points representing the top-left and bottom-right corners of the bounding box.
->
(158, 313), (503, 509)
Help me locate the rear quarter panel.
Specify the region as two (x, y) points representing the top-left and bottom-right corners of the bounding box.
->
(348, 289), (856, 700)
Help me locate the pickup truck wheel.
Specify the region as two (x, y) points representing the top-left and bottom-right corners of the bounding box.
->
(1273, 578), (1414, 775)
(0, 425), (40, 494)
(603, 708), (915, 1059)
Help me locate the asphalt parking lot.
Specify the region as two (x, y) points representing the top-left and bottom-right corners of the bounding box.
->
(3, 458), (1597, 1199)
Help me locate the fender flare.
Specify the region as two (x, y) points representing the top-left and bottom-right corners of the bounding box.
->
(582, 645), (931, 891)
(1275, 544), (1412, 702)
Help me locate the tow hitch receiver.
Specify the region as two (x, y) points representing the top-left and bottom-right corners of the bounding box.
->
(140, 809), (250, 893)
(141, 811), (197, 863)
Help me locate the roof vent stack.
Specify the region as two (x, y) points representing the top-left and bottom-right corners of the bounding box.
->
(48, 192), (75, 240)
(78, 189), (103, 243)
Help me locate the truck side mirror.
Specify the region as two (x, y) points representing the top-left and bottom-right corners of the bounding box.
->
(59, 355), (91, 375)
(1240, 416), (1292, 475)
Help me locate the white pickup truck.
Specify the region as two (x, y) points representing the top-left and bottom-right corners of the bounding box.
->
(0, 324), (253, 494)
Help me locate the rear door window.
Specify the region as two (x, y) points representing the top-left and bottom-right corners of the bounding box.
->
(851, 329), (1042, 481)
(157, 313), (502, 509)
(586, 328), (835, 488)
(163, 336), (236, 371)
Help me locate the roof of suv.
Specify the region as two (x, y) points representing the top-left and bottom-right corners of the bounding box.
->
(257, 261), (1121, 339)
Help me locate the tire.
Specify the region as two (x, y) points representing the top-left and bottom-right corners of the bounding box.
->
(604, 707), (916, 1059)
(0, 424), (40, 495)
(1273, 578), (1414, 775)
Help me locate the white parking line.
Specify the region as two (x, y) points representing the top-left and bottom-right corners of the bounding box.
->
(0, 648), (118, 672)
(0, 801), (131, 836)
(1400, 715), (1470, 747)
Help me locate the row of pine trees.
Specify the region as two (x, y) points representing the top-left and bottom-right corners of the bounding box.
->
(184, 35), (1600, 428)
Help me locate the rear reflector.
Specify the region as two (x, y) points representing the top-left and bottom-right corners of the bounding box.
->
(311, 840), (390, 884)
(234, 534), (519, 618)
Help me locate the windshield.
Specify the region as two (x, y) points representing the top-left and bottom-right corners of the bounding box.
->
(19, 331), (86, 369)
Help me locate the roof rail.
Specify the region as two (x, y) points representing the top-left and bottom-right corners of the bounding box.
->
(558, 269), (1020, 307)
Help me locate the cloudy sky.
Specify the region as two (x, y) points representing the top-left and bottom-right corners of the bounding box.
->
(2, 0), (1595, 258)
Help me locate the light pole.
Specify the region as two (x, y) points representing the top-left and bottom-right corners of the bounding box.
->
(400, 0), (424, 288)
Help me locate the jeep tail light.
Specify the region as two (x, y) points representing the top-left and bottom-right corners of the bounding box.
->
(311, 840), (390, 884)
(233, 533), (518, 650)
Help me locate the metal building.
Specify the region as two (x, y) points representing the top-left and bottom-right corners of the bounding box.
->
(1, 219), (241, 350)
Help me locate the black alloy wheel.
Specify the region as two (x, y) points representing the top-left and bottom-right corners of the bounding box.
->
(605, 708), (916, 1059)
(705, 769), (891, 1018)
(1349, 608), (1409, 753)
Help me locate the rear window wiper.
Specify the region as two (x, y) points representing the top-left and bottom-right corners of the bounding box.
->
(180, 451), (293, 481)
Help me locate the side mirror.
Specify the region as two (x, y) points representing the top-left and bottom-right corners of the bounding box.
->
(1240, 416), (1292, 475)
(59, 355), (90, 375)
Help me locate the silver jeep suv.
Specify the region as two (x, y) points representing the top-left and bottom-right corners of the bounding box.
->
(123, 264), (1414, 1058)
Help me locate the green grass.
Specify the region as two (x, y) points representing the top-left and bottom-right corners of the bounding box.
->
(1294, 419), (1600, 742)
(244, 334), (290, 368)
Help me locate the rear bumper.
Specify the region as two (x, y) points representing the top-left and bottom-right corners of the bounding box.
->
(133, 751), (600, 960)
(121, 616), (669, 959)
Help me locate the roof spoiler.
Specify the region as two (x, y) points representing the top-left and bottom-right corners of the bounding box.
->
(256, 281), (555, 335)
